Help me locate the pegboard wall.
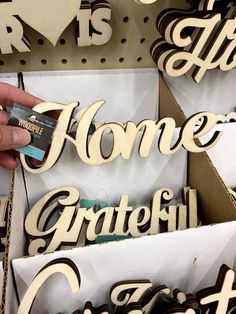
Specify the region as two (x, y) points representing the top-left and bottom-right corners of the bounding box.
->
(0, 0), (188, 73)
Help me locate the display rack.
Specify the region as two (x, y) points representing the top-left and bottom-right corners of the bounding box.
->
(0, 0), (188, 73)
(1, 0), (236, 313)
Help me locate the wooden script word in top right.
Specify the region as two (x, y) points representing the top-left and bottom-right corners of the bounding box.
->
(151, 0), (236, 82)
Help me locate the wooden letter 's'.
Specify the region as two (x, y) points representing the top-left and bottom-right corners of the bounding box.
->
(91, 6), (112, 46)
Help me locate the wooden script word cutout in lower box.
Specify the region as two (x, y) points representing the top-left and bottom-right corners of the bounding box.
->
(17, 259), (236, 314)
(25, 186), (198, 254)
(151, 0), (236, 82)
(18, 100), (236, 174)
(0, 0), (112, 54)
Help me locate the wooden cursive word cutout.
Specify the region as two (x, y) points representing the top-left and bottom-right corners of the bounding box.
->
(20, 101), (222, 174)
(151, 0), (236, 82)
(17, 258), (80, 314)
(196, 264), (236, 314)
(24, 186), (198, 255)
(19, 263), (236, 313)
(63, 264), (236, 314)
(0, 0), (111, 54)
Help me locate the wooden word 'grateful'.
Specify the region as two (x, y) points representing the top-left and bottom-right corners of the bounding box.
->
(20, 100), (222, 174)
(24, 186), (198, 255)
(151, 0), (236, 82)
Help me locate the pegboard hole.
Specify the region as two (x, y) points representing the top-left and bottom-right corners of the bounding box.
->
(60, 39), (66, 45)
(61, 58), (68, 64)
(119, 57), (124, 63)
(37, 39), (44, 45)
(81, 58), (87, 64)
(137, 57), (142, 62)
(0, 61), (4, 66)
(7, 27), (12, 33)
(20, 59), (26, 65)
(41, 59), (47, 65)
(121, 38), (127, 44)
(100, 58), (106, 64)
(143, 17), (149, 23)
(140, 38), (146, 44)
(123, 16), (129, 23)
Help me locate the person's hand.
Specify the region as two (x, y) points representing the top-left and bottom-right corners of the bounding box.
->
(0, 83), (42, 170)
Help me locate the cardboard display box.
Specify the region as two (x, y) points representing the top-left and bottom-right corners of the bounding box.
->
(0, 70), (187, 313)
(0, 1), (236, 312)
(1, 70), (236, 313)
(12, 220), (236, 313)
(159, 74), (236, 224)
(164, 70), (236, 119)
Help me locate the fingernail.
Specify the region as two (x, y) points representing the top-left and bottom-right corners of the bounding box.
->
(13, 128), (31, 147)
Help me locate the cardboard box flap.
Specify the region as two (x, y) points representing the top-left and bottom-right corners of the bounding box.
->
(188, 151), (236, 223)
(159, 75), (236, 223)
(12, 221), (236, 314)
(159, 74), (186, 127)
(163, 69), (236, 118)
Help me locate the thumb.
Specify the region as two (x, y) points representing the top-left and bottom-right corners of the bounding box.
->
(0, 125), (31, 151)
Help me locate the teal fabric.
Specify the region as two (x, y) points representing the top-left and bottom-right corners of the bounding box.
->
(80, 199), (132, 244)
(80, 199), (110, 212)
(95, 235), (132, 244)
